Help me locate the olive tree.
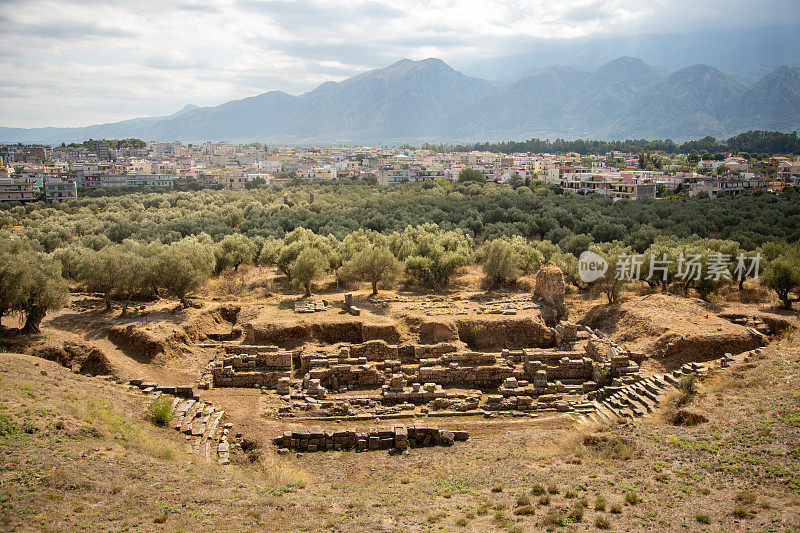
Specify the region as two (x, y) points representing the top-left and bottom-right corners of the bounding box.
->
(477, 236), (543, 287)
(0, 247), (68, 333)
(157, 236), (216, 307)
(760, 248), (800, 309)
(214, 233), (256, 273)
(79, 246), (125, 311)
(291, 247), (328, 297)
(341, 246), (401, 295)
(589, 242), (633, 303)
(276, 228), (336, 281)
(389, 223), (473, 287)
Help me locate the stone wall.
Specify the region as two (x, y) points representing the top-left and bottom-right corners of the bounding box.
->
(272, 425), (468, 452)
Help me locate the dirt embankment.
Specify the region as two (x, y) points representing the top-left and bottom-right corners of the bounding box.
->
(417, 316), (556, 350)
(108, 304), (240, 363)
(582, 293), (766, 366)
(244, 318), (402, 348)
(30, 341), (114, 376)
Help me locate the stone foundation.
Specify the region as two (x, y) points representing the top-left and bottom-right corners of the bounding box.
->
(272, 425), (469, 452)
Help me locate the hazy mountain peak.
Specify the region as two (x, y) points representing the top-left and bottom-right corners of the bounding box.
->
(1, 57), (799, 143)
(595, 56), (656, 76)
(171, 104), (198, 117)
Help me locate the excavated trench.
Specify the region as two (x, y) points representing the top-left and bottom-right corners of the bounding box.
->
(417, 317), (556, 350)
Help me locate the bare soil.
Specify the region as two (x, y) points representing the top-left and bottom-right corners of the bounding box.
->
(2, 269), (799, 531)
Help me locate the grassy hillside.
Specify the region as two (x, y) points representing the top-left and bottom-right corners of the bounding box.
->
(2, 323), (799, 531)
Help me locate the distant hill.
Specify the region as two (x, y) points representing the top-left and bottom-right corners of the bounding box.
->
(1, 57), (799, 144)
(601, 65), (746, 139)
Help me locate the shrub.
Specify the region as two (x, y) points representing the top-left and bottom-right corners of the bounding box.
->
(476, 502), (491, 516)
(547, 484), (559, 494)
(543, 510), (564, 527)
(491, 484), (503, 493)
(0, 414), (18, 437)
(516, 494), (531, 506)
(678, 374), (698, 406)
(147, 396), (174, 427)
(595, 494), (607, 511)
(455, 517), (468, 527)
(696, 513), (710, 524)
(568, 503), (584, 522)
(732, 506), (750, 518)
(514, 505), (535, 516)
(625, 492), (641, 505)
(595, 516), (611, 529)
(530, 483), (546, 495)
(610, 504), (622, 514)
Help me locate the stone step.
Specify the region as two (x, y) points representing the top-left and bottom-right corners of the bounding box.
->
(593, 401), (617, 424)
(173, 400), (195, 431)
(182, 402), (204, 434)
(620, 391), (651, 414)
(650, 376), (668, 389)
(663, 373), (680, 386)
(635, 386), (660, 403)
(641, 381), (660, 395)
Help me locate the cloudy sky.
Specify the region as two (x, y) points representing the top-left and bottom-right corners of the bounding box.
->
(0, 0), (797, 127)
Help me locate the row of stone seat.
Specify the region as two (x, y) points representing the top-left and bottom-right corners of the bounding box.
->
(131, 378), (233, 465)
(588, 361), (708, 423)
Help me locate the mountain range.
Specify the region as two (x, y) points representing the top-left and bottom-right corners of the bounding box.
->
(2, 57), (799, 144)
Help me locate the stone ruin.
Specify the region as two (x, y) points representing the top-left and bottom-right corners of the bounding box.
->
(199, 345), (292, 389)
(294, 300), (328, 313)
(344, 293), (361, 316)
(272, 425), (469, 452)
(200, 319), (648, 422)
(533, 264), (567, 325)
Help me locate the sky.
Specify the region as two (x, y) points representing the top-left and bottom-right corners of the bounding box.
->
(0, 0), (797, 128)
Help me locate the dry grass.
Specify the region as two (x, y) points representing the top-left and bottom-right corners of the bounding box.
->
(3, 282), (799, 531)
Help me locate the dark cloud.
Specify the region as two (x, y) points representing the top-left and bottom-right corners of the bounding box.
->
(0, 15), (140, 40)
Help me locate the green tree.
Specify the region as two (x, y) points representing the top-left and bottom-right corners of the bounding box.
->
(458, 168), (486, 183)
(291, 247), (328, 297)
(480, 239), (522, 286)
(215, 233), (256, 273)
(589, 242), (633, 303)
(0, 247), (68, 333)
(257, 237), (283, 267)
(51, 244), (90, 281)
(79, 246), (124, 311)
(389, 224), (473, 287)
(276, 228), (336, 281)
(760, 249), (800, 309)
(158, 236), (216, 307)
(78, 243), (154, 314)
(477, 236), (543, 287)
(341, 246), (401, 295)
